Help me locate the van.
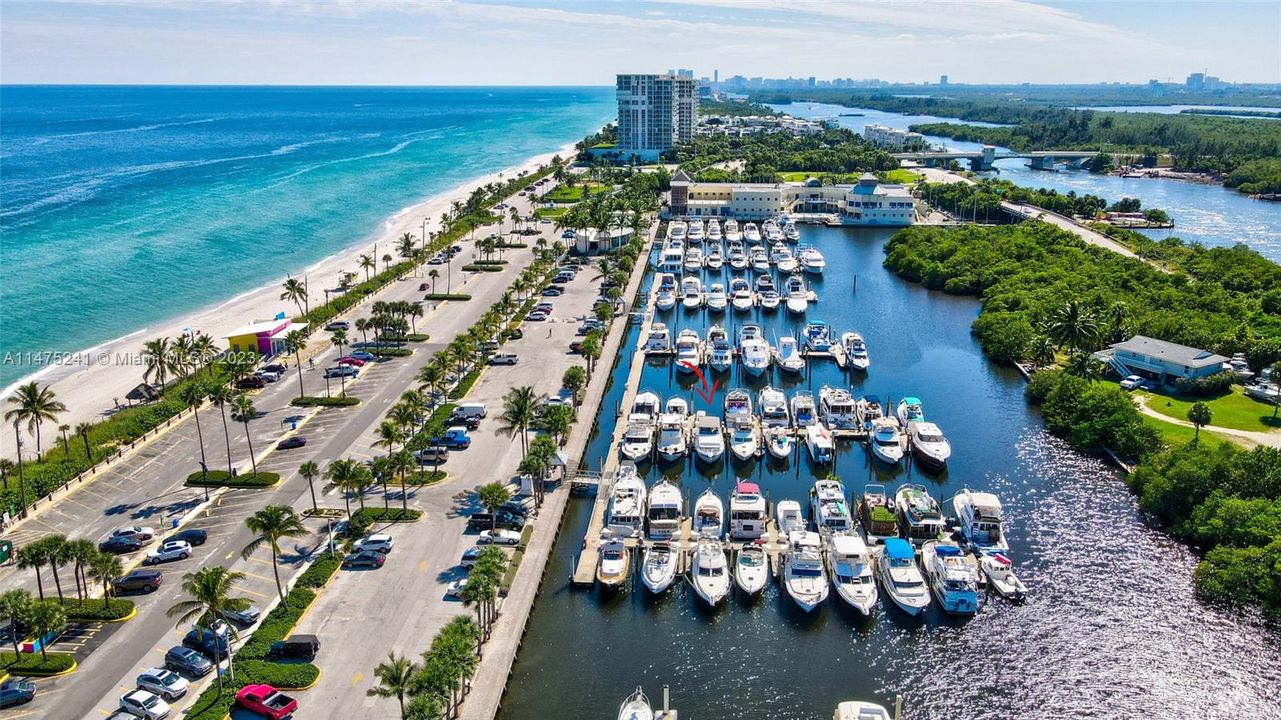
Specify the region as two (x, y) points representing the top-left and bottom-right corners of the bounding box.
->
(413, 446), (450, 464)
(451, 403), (487, 421)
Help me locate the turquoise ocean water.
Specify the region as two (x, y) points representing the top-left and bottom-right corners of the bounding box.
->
(0, 85), (614, 388)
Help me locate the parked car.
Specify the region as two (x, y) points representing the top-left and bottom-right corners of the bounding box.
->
(99, 536), (145, 554)
(277, 435), (307, 450)
(144, 540), (192, 565)
(525, 311), (548, 322)
(477, 529), (522, 546)
(427, 255), (445, 265)
(114, 569), (163, 594)
(349, 350), (376, 361)
(1119, 374), (1148, 391)
(110, 526), (156, 542)
(446, 578), (469, 597)
(343, 550), (386, 569)
(324, 365), (358, 379)
(164, 646), (213, 677)
(488, 353), (518, 366)
(119, 690), (170, 720)
(569, 340), (584, 354)
(478, 340), (500, 352)
(167, 528), (208, 546)
(413, 446), (450, 465)
(235, 684), (298, 720)
(235, 376), (266, 390)
(468, 511), (526, 532)
(451, 403), (487, 421)
(268, 634), (320, 661)
(354, 534), (395, 553)
(432, 427), (471, 449)
(255, 369), (283, 383)
(262, 363), (287, 375)
(336, 356), (367, 367)
(183, 628), (230, 658)
(136, 668), (188, 701)
(225, 605), (262, 626)
(503, 328), (524, 340)
(419, 282), (430, 291)
(460, 546), (483, 569)
(541, 287), (564, 296)
(324, 321), (350, 331)
(0, 680), (35, 709)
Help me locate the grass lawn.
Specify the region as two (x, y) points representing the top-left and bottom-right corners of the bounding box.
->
(1138, 385), (1281, 433)
(778, 171), (814, 182)
(533, 207), (567, 220)
(883, 168), (923, 184)
(542, 184), (607, 203)
(1141, 414), (1232, 449)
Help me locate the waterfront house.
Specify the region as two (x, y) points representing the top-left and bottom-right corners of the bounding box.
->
(224, 316), (298, 357)
(1092, 335), (1229, 384)
(668, 173), (914, 226)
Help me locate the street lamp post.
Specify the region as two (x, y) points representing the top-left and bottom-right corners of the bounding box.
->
(13, 421), (27, 519)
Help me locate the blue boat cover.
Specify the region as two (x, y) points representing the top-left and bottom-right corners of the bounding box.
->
(885, 538), (914, 560)
(936, 544), (962, 557)
(903, 397), (922, 406)
(863, 395), (881, 404)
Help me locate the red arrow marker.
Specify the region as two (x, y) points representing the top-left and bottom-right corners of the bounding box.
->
(679, 361), (721, 405)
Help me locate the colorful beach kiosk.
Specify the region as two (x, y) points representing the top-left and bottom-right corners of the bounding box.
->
(224, 313), (298, 357)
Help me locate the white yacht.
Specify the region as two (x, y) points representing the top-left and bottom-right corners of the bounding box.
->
(668, 221), (687, 243)
(764, 426), (793, 459)
(687, 219), (704, 242)
(654, 284), (677, 312)
(707, 218), (722, 241)
(596, 532), (630, 589)
(802, 321), (833, 353)
(776, 499), (805, 535)
(952, 488), (1009, 553)
(728, 481), (767, 540)
(734, 543), (769, 596)
(606, 464), (647, 538)
(618, 687), (655, 720)
(784, 530), (829, 612)
(743, 222), (761, 243)
(810, 477), (853, 534)
(868, 417), (905, 465)
(646, 478), (683, 540)
(738, 325), (772, 376)
(895, 484), (946, 544)
(690, 538), (730, 606)
(858, 483), (899, 545)
(749, 246), (771, 272)
(729, 277), (754, 312)
(896, 396), (925, 427)
(705, 242), (724, 270)
(692, 414), (726, 464)
(856, 395), (883, 430)
(727, 415), (760, 462)
(877, 538), (931, 616)
(784, 221), (800, 242)
(724, 218), (742, 243)
(659, 241), (684, 274)
(727, 240), (748, 270)
(979, 552), (1027, 602)
(620, 419), (654, 462)
(922, 540), (980, 615)
(758, 386), (790, 428)
(774, 336), (806, 374)
(683, 245), (704, 273)
(674, 328), (702, 372)
(805, 423), (834, 464)
(785, 275), (809, 314)
(909, 421), (952, 469)
(834, 701), (892, 720)
(827, 534), (877, 616)
(640, 541), (678, 594)
(791, 391), (818, 429)
(642, 323), (672, 355)
(819, 386), (858, 432)
(842, 332), (870, 371)
(763, 220), (784, 243)
(797, 245), (826, 274)
(632, 391), (661, 422)
(724, 387), (752, 423)
(758, 289), (781, 311)
(706, 325), (734, 372)
(705, 283), (727, 313)
(680, 275), (703, 310)
(770, 243), (797, 273)
(655, 399), (688, 462)
(692, 488), (724, 539)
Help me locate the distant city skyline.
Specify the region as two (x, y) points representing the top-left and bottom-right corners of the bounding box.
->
(1, 1), (1278, 86)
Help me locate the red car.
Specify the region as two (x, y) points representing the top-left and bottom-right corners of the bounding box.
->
(235, 684), (298, 720)
(336, 356), (366, 367)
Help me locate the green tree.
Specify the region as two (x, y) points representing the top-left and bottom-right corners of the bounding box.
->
(66, 539), (97, 602)
(299, 460), (321, 513)
(242, 505), (308, 607)
(360, 254), (377, 283)
(0, 589), (33, 655)
(1187, 402), (1213, 439)
(368, 651), (419, 718)
(284, 330), (308, 400)
(208, 383), (236, 475)
(280, 276), (309, 317)
(230, 395), (260, 476)
(561, 365), (587, 402)
(180, 382), (212, 484)
(1047, 300), (1102, 352)
(16, 538), (52, 602)
(327, 458), (369, 519)
(499, 386), (539, 457)
(87, 551), (123, 611)
(166, 566), (250, 696)
(1030, 335), (1057, 368)
(476, 482), (512, 533)
(541, 404), (576, 446)
(141, 337), (174, 390)
(5, 381), (67, 454)
(75, 421), (93, 460)
(28, 600), (67, 662)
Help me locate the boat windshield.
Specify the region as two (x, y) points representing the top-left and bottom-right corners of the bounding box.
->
(791, 566), (822, 578)
(739, 552), (764, 567)
(917, 431), (945, 443)
(698, 566), (724, 577)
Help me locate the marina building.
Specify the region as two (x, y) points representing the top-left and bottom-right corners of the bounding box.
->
(616, 73), (698, 161)
(863, 124), (927, 149)
(669, 172), (915, 226)
(1093, 335), (1229, 383)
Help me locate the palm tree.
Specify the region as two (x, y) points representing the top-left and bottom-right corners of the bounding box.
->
(359, 254), (377, 283)
(382, 253), (394, 275)
(417, 363), (444, 404)
(374, 420), (405, 460)
(5, 381), (67, 454)
(1030, 335), (1056, 368)
(281, 277), (309, 317)
(326, 458), (368, 519)
(1046, 300), (1101, 352)
(476, 482), (512, 533)
(284, 330), (308, 400)
(0, 458), (11, 491)
(368, 651), (418, 717)
(0, 589), (33, 655)
(57, 424), (70, 455)
(180, 382), (211, 482)
(28, 600), (66, 663)
(16, 539), (51, 601)
(1106, 301), (1128, 344)
(428, 269), (440, 295)
(208, 384), (236, 475)
(230, 396), (260, 476)
(355, 317), (370, 345)
(166, 566), (250, 696)
(1187, 402), (1213, 440)
(192, 333), (217, 375)
(242, 505), (308, 607)
(1065, 351), (1104, 381)
(66, 539), (97, 601)
(371, 456), (394, 509)
(44, 535), (71, 602)
(299, 460), (321, 513)
(499, 386), (538, 457)
(87, 551), (123, 610)
(397, 232), (416, 259)
(142, 337), (173, 389)
(391, 449), (414, 513)
(75, 421), (93, 460)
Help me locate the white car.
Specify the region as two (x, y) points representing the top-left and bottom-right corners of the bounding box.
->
(446, 578), (469, 597)
(136, 668), (188, 701)
(144, 540), (192, 565)
(120, 689), (171, 719)
(225, 606), (262, 625)
(355, 534), (395, 554)
(477, 529), (521, 546)
(111, 526), (156, 543)
(1119, 375), (1146, 391)
(460, 546), (483, 569)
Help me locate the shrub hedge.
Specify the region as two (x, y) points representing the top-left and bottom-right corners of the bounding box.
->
(352, 507), (423, 524)
(63, 598), (135, 622)
(185, 471), (282, 488)
(290, 395), (361, 407)
(461, 264), (504, 272)
(423, 293), (472, 301)
(405, 470), (447, 486)
(0, 650), (76, 675)
(1172, 370), (1237, 397)
(449, 369), (483, 399)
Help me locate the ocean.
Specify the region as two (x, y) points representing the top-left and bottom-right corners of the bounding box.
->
(0, 85), (615, 388)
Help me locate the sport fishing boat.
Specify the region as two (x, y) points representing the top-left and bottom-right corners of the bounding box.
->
(776, 500), (805, 535)
(674, 329), (702, 372)
(705, 283), (727, 312)
(784, 222), (800, 242)
(687, 219), (704, 242)
(921, 540), (980, 615)
(770, 242), (798, 273)
(978, 552), (1027, 602)
(763, 219), (784, 243)
(728, 481), (767, 540)
(655, 399), (688, 462)
(606, 464), (647, 538)
(690, 538), (730, 606)
(842, 332), (870, 371)
(868, 417), (905, 465)
(724, 387), (752, 421)
(705, 242), (724, 270)
(706, 325), (734, 372)
(692, 414), (726, 464)
(683, 245), (704, 273)
(754, 274), (780, 310)
(805, 424), (834, 464)
(632, 391), (661, 422)
(749, 246), (770, 272)
(668, 221), (687, 243)
(895, 484), (946, 544)
(654, 273), (677, 311)
(642, 323), (672, 354)
(659, 241), (684, 274)
(724, 218), (742, 243)
(640, 541), (678, 594)
(727, 415), (760, 461)
(783, 530), (829, 612)
(858, 483), (898, 545)
(758, 386), (790, 428)
(896, 396), (925, 427)
(803, 321), (833, 352)
(819, 386), (858, 432)
(785, 275), (809, 314)
(738, 325), (772, 376)
(827, 534), (877, 616)
(646, 477), (683, 540)
(692, 488), (725, 539)
(743, 222), (761, 243)
(735, 542), (769, 596)
(618, 686), (655, 720)
(810, 477), (853, 534)
(791, 391), (818, 429)
(764, 426), (793, 459)
(798, 244), (825, 274)
(909, 421), (952, 469)
(727, 240), (748, 270)
(834, 701), (892, 720)
(707, 218), (722, 241)
(877, 537), (930, 616)
(680, 275), (703, 310)
(619, 419), (654, 462)
(774, 336), (806, 374)
(596, 531), (630, 589)
(856, 395), (883, 430)
(729, 277), (754, 312)
(952, 488), (1008, 552)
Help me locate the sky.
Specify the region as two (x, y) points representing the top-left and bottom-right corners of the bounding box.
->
(1, 0), (1278, 86)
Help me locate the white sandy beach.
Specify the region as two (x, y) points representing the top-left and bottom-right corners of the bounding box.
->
(1, 140), (578, 458)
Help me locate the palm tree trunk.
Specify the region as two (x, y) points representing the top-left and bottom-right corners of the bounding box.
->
(343, 493), (352, 520)
(193, 406), (208, 476)
(7, 614), (19, 655)
(295, 353), (306, 399)
(244, 423), (258, 475)
(102, 579), (111, 610)
(220, 408), (234, 475)
(51, 562), (65, 602)
(271, 550), (287, 608)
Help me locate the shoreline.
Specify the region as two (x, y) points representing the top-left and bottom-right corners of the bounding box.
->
(1, 137), (580, 456)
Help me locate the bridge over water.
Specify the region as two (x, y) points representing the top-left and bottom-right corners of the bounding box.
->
(894, 145), (1099, 171)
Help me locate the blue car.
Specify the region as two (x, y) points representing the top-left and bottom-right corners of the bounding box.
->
(0, 679), (36, 708)
(349, 351), (376, 362)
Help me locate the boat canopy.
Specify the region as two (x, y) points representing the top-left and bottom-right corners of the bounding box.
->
(737, 481), (761, 494)
(863, 394), (881, 405)
(935, 544), (962, 557)
(884, 538), (915, 560)
(902, 396), (921, 406)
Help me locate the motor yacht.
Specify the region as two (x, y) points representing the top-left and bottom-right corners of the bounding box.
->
(834, 701), (893, 720)
(692, 414), (726, 464)
(764, 426), (793, 459)
(769, 502), (801, 538)
(687, 220), (704, 242)
(868, 417), (904, 465)
(727, 241), (748, 270)
(895, 484), (946, 544)
(618, 686), (655, 720)
(784, 222), (801, 242)
(735, 543), (769, 596)
(683, 245), (704, 273)
(763, 220), (784, 243)
(754, 273), (776, 294)
(642, 323), (672, 355)
(805, 423), (834, 464)
(858, 483), (898, 545)
(775, 336), (806, 374)
(606, 464), (646, 538)
(654, 273), (677, 311)
(978, 552), (1027, 602)
(819, 386), (858, 432)
(803, 321), (833, 353)
(952, 488), (1008, 552)
(896, 396), (925, 427)
(737, 325), (772, 376)
(791, 391), (818, 429)
(692, 488), (724, 539)
(668, 221), (687, 243)
(640, 542), (678, 594)
(842, 332), (870, 371)
(827, 534), (877, 616)
(646, 477), (683, 540)
(743, 222), (761, 243)
(690, 538), (730, 606)
(680, 276), (703, 310)
(728, 416), (760, 462)
(620, 419), (654, 462)
(749, 246), (771, 272)
(659, 241), (684, 274)
(706, 325), (734, 372)
(705, 283), (728, 313)
(797, 244), (825, 274)
(729, 277), (754, 311)
(770, 243), (798, 273)
(758, 289), (781, 311)
(705, 242), (724, 270)
(921, 540), (979, 615)
(707, 218), (722, 241)
(674, 329), (702, 372)
(856, 395), (883, 430)
(785, 275), (809, 314)
(877, 537), (930, 616)
(596, 531), (630, 589)
(784, 531), (829, 612)
(909, 421), (951, 469)
(655, 400), (688, 462)
(724, 387), (752, 422)
(724, 219), (742, 243)
(632, 391), (661, 422)
(810, 477), (853, 534)
(728, 481), (767, 539)
(758, 386), (790, 428)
